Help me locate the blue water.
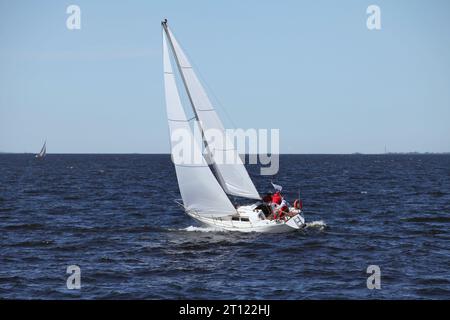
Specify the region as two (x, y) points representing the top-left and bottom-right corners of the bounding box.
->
(0, 154), (449, 299)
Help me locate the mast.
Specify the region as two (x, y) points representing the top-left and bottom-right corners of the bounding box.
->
(161, 26), (237, 216)
(162, 20), (260, 200)
(161, 20), (206, 145)
(162, 19), (223, 185)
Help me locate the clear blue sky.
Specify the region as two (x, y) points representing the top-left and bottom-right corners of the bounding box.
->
(1, 0), (449, 153)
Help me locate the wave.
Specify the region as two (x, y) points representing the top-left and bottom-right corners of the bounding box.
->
(177, 221), (328, 233)
(4, 223), (46, 230)
(179, 226), (226, 233)
(10, 239), (55, 247)
(403, 216), (450, 223)
(305, 220), (327, 230)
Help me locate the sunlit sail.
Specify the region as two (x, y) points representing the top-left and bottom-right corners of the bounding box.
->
(161, 20), (305, 232)
(35, 141), (46, 159)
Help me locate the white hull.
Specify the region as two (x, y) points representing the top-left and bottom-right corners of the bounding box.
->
(186, 204), (305, 233)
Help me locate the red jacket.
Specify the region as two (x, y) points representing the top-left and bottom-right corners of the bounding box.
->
(272, 192), (282, 205)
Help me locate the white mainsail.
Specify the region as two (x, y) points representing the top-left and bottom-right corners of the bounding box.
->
(163, 32), (236, 217)
(36, 141), (46, 158)
(165, 27), (261, 200)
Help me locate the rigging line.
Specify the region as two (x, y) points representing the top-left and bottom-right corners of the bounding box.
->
(187, 58), (239, 130)
(163, 23), (209, 149)
(162, 25), (175, 155)
(169, 30), (240, 131)
(164, 23), (231, 196)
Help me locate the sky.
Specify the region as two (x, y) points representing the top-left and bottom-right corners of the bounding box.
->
(1, 0), (449, 154)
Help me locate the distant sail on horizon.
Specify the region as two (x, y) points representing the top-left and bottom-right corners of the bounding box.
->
(35, 141), (46, 159)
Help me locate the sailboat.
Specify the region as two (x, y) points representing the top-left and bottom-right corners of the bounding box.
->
(35, 140), (46, 159)
(162, 20), (305, 233)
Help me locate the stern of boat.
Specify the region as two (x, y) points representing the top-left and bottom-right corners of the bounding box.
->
(285, 213), (305, 230)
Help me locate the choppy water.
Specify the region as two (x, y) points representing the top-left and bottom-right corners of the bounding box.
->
(0, 154), (449, 299)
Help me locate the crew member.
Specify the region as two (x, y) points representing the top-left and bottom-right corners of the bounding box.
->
(272, 191), (282, 205)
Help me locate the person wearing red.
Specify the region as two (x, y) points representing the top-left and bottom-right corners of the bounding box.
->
(272, 191), (282, 205)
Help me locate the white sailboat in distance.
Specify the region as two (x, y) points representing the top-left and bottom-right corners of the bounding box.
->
(162, 20), (305, 233)
(35, 140), (46, 159)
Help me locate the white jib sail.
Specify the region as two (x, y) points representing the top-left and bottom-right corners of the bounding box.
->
(163, 32), (237, 217)
(38, 141), (46, 157)
(166, 27), (261, 200)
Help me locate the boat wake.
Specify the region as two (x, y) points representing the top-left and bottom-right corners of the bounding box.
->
(162, 21), (314, 234)
(177, 221), (327, 233)
(181, 226), (226, 233)
(305, 220), (327, 230)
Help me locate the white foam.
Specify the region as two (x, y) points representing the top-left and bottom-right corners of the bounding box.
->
(182, 226), (224, 233)
(177, 222), (327, 233)
(305, 220), (327, 229)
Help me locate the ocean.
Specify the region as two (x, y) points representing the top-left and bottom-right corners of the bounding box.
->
(0, 154), (449, 299)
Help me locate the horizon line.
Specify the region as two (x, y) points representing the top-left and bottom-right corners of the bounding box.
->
(1, 152), (449, 155)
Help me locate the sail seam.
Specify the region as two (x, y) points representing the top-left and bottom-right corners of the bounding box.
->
(163, 24), (259, 201)
(175, 164), (210, 168)
(168, 116), (196, 122)
(163, 26), (239, 214)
